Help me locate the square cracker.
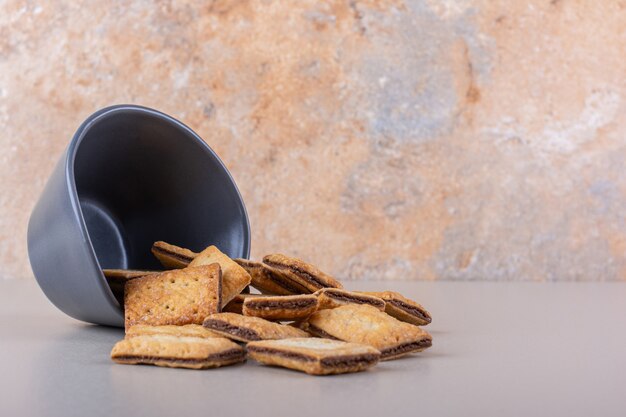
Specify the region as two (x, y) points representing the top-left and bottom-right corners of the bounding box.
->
(124, 264), (221, 328)
(315, 288), (385, 311)
(247, 337), (380, 375)
(125, 324), (222, 339)
(305, 304), (432, 360)
(111, 334), (245, 369)
(151, 241), (198, 269)
(203, 313), (310, 342)
(242, 294), (318, 321)
(190, 246), (251, 307)
(359, 291), (432, 326)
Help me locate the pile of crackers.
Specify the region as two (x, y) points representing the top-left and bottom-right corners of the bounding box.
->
(106, 242), (432, 375)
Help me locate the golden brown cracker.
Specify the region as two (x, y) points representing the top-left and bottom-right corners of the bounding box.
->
(190, 246), (251, 307)
(124, 264), (221, 328)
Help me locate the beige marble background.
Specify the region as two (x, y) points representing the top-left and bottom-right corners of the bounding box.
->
(1, 0), (625, 281)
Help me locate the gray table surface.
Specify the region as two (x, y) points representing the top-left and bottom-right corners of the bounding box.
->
(1, 279), (625, 417)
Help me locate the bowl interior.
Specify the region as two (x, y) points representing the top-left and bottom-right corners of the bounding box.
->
(72, 109), (249, 271)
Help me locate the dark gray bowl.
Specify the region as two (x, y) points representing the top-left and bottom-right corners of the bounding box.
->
(27, 105), (250, 327)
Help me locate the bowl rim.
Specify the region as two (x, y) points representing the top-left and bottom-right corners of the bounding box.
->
(65, 104), (251, 313)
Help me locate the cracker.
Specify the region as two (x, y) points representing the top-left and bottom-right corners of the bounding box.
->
(125, 324), (222, 339)
(111, 334), (245, 369)
(190, 246), (251, 307)
(235, 258), (305, 295)
(359, 291), (432, 326)
(262, 254), (343, 293)
(203, 313), (310, 342)
(305, 304), (432, 360)
(247, 338), (380, 375)
(151, 241), (198, 269)
(124, 264), (221, 328)
(315, 288), (385, 311)
(242, 294), (318, 321)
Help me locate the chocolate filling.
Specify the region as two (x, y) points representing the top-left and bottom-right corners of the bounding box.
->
(239, 260), (303, 294)
(153, 247), (194, 264)
(388, 300), (431, 323)
(203, 319), (260, 341)
(247, 347), (316, 362)
(114, 349), (244, 364)
(305, 324), (340, 340)
(326, 292), (385, 308)
(320, 354), (379, 368)
(263, 268), (311, 293)
(263, 261), (326, 290)
(248, 347), (379, 368)
(246, 299), (316, 310)
(380, 339), (432, 358)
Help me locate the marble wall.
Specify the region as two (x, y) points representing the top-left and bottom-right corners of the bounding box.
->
(1, 0), (625, 281)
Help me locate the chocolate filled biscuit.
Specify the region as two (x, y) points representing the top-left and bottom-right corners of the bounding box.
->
(305, 304), (432, 360)
(151, 241), (198, 269)
(247, 337), (380, 375)
(315, 288), (385, 311)
(242, 294), (318, 321)
(203, 313), (310, 342)
(111, 334), (245, 369)
(262, 254), (342, 293)
(235, 258), (306, 295)
(359, 291), (432, 326)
